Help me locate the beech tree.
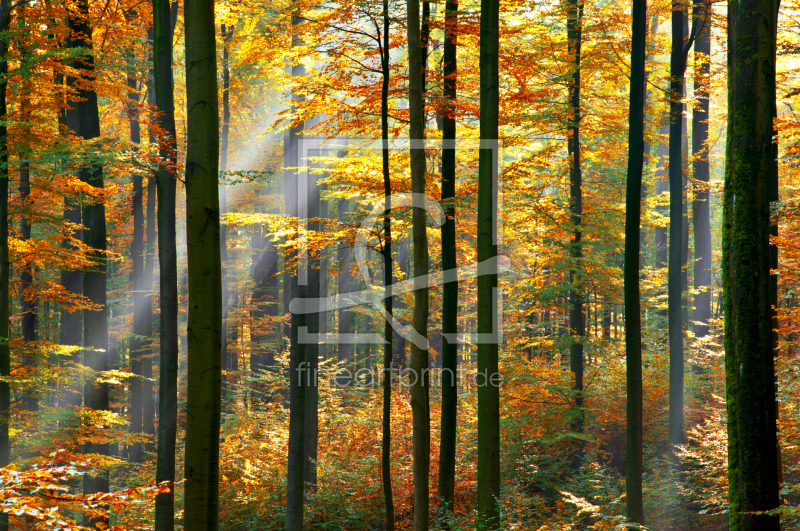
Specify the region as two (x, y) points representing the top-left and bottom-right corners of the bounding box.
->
(183, 0), (222, 527)
(623, 0), (646, 522)
(476, 0), (500, 528)
(152, 0), (180, 528)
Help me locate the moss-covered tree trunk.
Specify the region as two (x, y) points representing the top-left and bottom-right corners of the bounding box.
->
(183, 0), (222, 527)
(723, 0), (781, 528)
(624, 0), (646, 523)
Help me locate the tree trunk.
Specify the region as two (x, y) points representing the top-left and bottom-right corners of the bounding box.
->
(437, 0), (458, 520)
(394, 239), (408, 368)
(723, 0), (781, 527)
(285, 4), (306, 528)
(304, 150), (321, 491)
(408, 0), (431, 528)
(624, 0), (646, 523)
(692, 0), (711, 339)
(337, 198), (355, 373)
(220, 23), (233, 404)
(567, 0), (584, 443)
(153, 0), (180, 528)
(477, 0), (500, 528)
(183, 0), (222, 527)
(379, 2), (395, 528)
(668, 0), (687, 446)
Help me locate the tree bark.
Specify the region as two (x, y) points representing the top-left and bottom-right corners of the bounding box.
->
(183, 0), (222, 527)
(379, 2), (395, 528)
(220, 23), (233, 404)
(437, 0), (458, 520)
(668, 0), (686, 446)
(624, 0), (646, 523)
(477, 0), (500, 528)
(304, 152), (320, 491)
(567, 0), (584, 443)
(723, 0), (781, 527)
(408, 0), (431, 528)
(285, 4), (306, 528)
(153, 0), (180, 528)
(692, 0), (711, 339)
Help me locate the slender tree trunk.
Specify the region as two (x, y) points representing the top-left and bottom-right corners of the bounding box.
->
(567, 0), (584, 443)
(304, 151), (320, 490)
(125, 34), (145, 463)
(668, 0), (687, 447)
(723, 0), (781, 527)
(437, 0), (458, 520)
(379, 2), (395, 528)
(692, 0), (711, 339)
(640, 17), (657, 272)
(0, 2), (11, 528)
(153, 0), (180, 528)
(477, 0), (500, 529)
(220, 23), (233, 404)
(183, 0), (222, 527)
(285, 4), (306, 528)
(408, 0), (431, 528)
(394, 239), (408, 368)
(337, 198), (355, 372)
(624, 0), (646, 523)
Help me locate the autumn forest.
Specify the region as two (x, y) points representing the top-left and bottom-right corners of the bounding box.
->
(0, 0), (792, 529)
